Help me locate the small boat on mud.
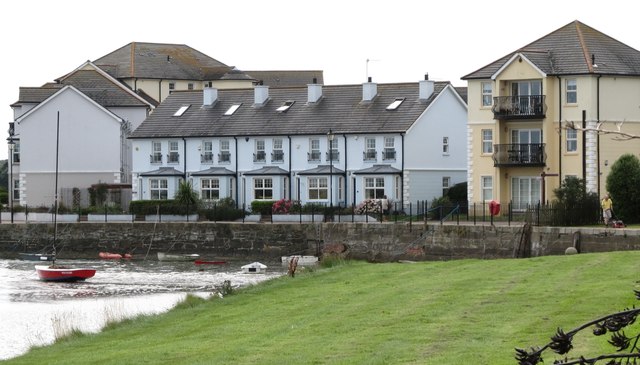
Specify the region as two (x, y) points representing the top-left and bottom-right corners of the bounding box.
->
(99, 252), (132, 259)
(19, 252), (56, 262)
(157, 252), (200, 261)
(194, 259), (226, 265)
(35, 264), (96, 282)
(281, 255), (319, 265)
(241, 262), (267, 274)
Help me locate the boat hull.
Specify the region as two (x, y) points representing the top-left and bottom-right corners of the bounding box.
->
(19, 253), (55, 262)
(194, 260), (226, 265)
(99, 252), (132, 259)
(157, 252), (200, 261)
(35, 265), (96, 282)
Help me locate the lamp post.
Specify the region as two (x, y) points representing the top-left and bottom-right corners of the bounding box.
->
(7, 137), (15, 224)
(327, 130), (334, 211)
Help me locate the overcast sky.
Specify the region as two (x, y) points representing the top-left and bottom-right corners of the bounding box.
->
(2, 0), (638, 160)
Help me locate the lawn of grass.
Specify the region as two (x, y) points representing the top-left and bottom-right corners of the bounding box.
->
(6, 251), (639, 365)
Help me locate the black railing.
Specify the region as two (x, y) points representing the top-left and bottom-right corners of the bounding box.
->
(492, 95), (546, 119)
(167, 152), (180, 163)
(363, 150), (377, 161)
(308, 151), (321, 162)
(218, 152), (230, 163)
(382, 149), (396, 160)
(325, 151), (340, 161)
(492, 143), (545, 167)
(201, 153), (213, 163)
(150, 154), (162, 163)
(254, 151), (266, 163)
(271, 151), (284, 162)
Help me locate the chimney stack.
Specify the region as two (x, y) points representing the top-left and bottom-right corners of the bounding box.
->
(362, 77), (377, 102)
(307, 78), (323, 103)
(203, 87), (218, 108)
(419, 74), (434, 100)
(254, 84), (269, 105)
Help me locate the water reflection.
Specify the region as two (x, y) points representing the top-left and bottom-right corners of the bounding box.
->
(0, 258), (287, 360)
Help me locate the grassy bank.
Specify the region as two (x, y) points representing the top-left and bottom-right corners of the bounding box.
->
(7, 252), (639, 364)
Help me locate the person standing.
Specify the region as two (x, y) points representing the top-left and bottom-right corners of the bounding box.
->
(601, 193), (613, 226)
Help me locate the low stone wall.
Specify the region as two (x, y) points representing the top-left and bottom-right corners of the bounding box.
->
(0, 222), (638, 261)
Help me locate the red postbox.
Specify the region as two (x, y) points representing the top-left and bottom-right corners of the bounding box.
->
(489, 200), (500, 216)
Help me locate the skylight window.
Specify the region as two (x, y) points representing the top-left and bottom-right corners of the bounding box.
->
(174, 105), (190, 117)
(386, 98), (405, 111)
(224, 104), (242, 116)
(276, 101), (295, 112)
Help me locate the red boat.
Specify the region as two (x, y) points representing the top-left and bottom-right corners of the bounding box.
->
(99, 252), (132, 259)
(194, 259), (227, 265)
(35, 265), (96, 282)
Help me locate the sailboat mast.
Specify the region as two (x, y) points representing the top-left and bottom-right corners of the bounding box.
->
(53, 112), (60, 259)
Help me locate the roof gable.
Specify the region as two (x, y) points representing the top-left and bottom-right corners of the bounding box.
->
(462, 20), (640, 79)
(16, 85), (123, 124)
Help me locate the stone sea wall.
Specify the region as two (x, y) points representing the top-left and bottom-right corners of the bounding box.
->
(0, 222), (638, 261)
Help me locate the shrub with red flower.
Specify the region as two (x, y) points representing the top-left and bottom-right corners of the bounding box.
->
(272, 199), (294, 214)
(354, 199), (382, 214)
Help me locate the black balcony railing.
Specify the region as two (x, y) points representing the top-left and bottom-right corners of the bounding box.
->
(326, 151), (340, 161)
(219, 152), (231, 163)
(150, 153), (162, 163)
(201, 152), (213, 163)
(363, 150), (377, 161)
(254, 151), (266, 163)
(382, 149), (396, 160)
(167, 152), (180, 163)
(308, 151), (321, 162)
(492, 143), (546, 167)
(492, 95), (546, 120)
(272, 150), (284, 162)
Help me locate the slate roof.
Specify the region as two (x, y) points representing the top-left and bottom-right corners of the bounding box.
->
(16, 69), (150, 108)
(190, 167), (236, 176)
(353, 164), (402, 175)
(129, 81), (452, 139)
(245, 70), (324, 88)
(93, 42), (253, 81)
(243, 166), (290, 176)
(462, 20), (640, 79)
(297, 165), (346, 175)
(140, 167), (184, 176)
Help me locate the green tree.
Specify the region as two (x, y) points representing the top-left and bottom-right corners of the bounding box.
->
(173, 180), (199, 213)
(606, 153), (640, 223)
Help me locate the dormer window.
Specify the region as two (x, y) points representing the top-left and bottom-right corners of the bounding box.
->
(276, 101), (295, 112)
(224, 104), (241, 116)
(386, 98), (404, 110)
(174, 105), (190, 117)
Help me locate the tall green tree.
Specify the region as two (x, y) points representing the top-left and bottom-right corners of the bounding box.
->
(606, 153), (640, 223)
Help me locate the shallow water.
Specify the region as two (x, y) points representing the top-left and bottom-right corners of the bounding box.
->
(0, 258), (287, 360)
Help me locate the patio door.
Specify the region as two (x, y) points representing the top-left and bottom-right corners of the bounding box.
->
(511, 176), (541, 210)
(511, 129), (541, 163)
